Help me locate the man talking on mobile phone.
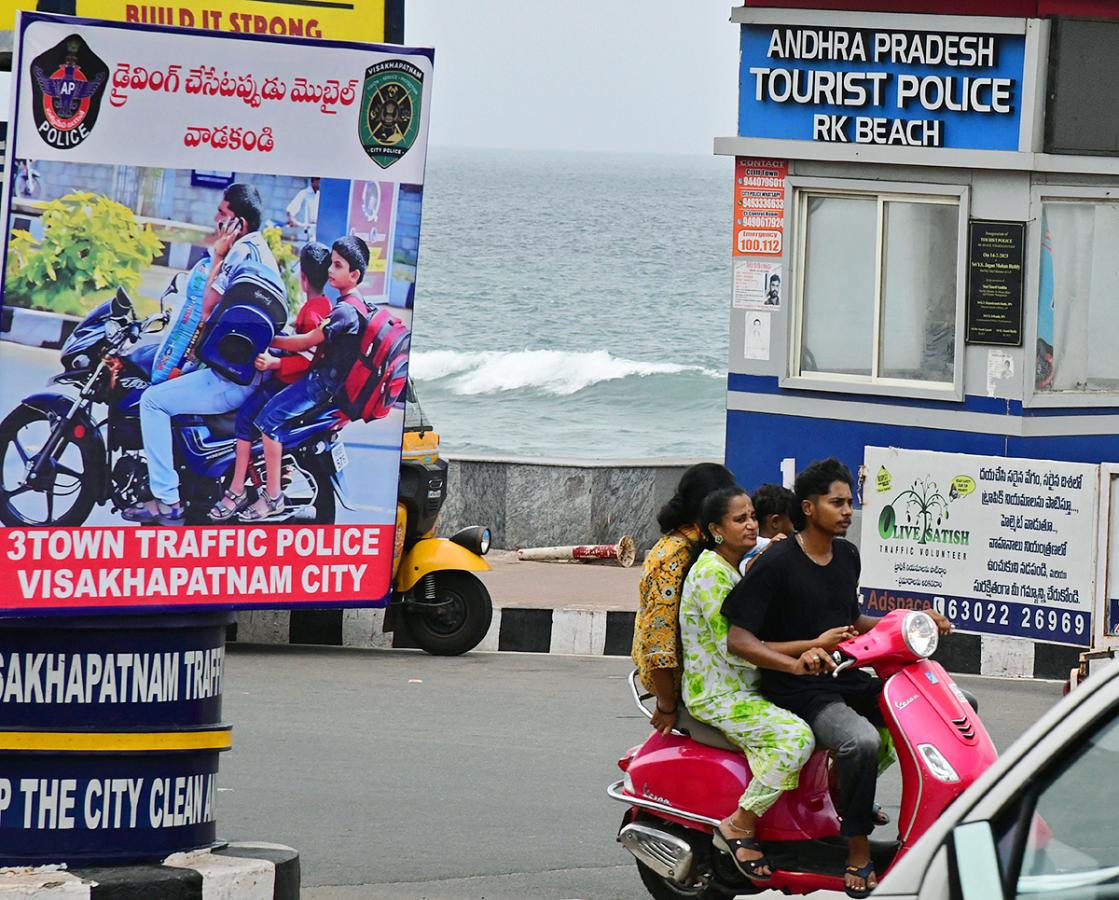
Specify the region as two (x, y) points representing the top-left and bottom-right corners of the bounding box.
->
(123, 183), (285, 526)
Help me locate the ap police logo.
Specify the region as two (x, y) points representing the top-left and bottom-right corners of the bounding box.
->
(358, 59), (422, 169)
(30, 33), (107, 151)
(30, 34), (109, 150)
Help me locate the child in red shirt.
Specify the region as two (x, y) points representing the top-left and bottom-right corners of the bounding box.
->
(209, 241), (333, 520)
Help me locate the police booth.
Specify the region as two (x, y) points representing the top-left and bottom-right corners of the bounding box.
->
(718, 1), (1119, 677)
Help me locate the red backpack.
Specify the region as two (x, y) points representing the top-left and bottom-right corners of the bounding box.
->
(337, 296), (411, 422)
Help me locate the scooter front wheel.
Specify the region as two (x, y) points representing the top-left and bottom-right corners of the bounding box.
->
(405, 570), (493, 656)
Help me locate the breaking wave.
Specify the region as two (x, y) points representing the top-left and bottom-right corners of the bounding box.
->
(410, 349), (721, 397)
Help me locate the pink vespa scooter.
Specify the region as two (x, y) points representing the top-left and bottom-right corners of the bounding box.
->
(608, 609), (998, 899)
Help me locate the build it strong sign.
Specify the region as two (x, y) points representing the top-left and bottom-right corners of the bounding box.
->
(739, 23), (1026, 150)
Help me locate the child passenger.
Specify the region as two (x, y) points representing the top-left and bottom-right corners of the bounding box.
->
(237, 235), (370, 521)
(739, 483), (797, 574)
(209, 242), (333, 521)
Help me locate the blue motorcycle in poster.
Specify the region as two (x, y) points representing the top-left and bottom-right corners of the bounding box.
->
(0, 279), (345, 527)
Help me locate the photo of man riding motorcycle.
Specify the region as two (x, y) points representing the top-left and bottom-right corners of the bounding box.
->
(0, 177), (410, 529)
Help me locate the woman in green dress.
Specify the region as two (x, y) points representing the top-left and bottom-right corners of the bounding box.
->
(679, 486), (854, 880)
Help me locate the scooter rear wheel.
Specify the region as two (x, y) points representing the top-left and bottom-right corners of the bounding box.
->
(635, 859), (738, 900)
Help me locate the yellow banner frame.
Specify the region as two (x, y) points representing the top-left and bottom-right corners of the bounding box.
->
(0, 1), (386, 43)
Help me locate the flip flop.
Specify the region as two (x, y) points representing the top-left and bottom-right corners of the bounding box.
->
(873, 803), (890, 826)
(844, 859), (877, 898)
(712, 827), (773, 882)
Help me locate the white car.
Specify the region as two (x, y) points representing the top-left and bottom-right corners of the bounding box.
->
(878, 656), (1119, 899)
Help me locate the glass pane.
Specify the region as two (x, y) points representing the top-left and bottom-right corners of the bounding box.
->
(1037, 201), (1119, 392)
(800, 195), (876, 376)
(879, 201), (958, 383)
(990, 711), (1119, 898)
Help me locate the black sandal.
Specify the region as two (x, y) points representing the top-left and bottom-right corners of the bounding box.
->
(712, 826), (773, 882)
(844, 860), (877, 898)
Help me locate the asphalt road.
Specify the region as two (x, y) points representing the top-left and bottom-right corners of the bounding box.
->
(0, 339), (402, 524)
(217, 647), (1065, 900)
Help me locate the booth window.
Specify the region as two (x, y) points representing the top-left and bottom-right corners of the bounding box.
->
(794, 190), (960, 388)
(1036, 200), (1119, 394)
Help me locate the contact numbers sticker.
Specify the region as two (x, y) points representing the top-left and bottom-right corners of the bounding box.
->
(861, 447), (1097, 647)
(862, 587), (1090, 645)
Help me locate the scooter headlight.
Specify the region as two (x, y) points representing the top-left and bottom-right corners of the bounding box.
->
(450, 525), (491, 556)
(903, 611), (939, 658)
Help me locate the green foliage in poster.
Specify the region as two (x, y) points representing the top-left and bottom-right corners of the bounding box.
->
(263, 225), (301, 313)
(5, 192), (164, 316)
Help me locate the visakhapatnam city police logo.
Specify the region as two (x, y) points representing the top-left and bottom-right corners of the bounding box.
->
(358, 59), (423, 169)
(30, 34), (108, 150)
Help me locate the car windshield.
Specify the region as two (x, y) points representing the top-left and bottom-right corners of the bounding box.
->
(994, 708), (1119, 898)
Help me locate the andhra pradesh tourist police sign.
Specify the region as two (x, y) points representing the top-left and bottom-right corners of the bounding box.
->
(860, 447), (1096, 646)
(1, 13), (433, 615)
(738, 23), (1026, 150)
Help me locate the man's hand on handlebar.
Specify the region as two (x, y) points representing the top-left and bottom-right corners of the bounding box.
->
(928, 609), (953, 636)
(815, 625), (858, 650)
(792, 647), (837, 677)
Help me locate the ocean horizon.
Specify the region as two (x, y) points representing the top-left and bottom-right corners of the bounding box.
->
(410, 146), (732, 461)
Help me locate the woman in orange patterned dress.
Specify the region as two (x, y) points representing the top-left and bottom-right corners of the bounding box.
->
(631, 463), (737, 736)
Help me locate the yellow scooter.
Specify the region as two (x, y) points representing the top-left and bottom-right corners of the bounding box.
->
(382, 384), (494, 655)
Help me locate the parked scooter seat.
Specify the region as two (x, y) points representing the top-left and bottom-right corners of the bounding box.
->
(675, 706), (738, 753)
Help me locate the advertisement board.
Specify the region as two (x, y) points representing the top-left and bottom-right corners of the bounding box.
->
(738, 24), (1025, 150)
(0, 13), (432, 615)
(860, 446), (1097, 646)
(0, 1), (385, 42)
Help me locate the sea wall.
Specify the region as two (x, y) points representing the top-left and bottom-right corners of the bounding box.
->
(436, 455), (712, 553)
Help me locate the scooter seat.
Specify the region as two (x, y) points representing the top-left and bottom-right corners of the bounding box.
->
(676, 707), (739, 753)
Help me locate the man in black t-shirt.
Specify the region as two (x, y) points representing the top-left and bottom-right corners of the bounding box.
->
(722, 458), (949, 897)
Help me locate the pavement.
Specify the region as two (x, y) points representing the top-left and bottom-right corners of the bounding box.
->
(477, 550), (640, 612)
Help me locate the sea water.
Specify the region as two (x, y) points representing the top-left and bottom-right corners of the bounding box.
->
(411, 147), (730, 460)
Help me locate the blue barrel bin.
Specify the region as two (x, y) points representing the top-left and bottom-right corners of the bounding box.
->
(0, 612), (233, 865)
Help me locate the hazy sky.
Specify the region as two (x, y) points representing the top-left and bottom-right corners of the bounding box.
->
(405, 0), (741, 155)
